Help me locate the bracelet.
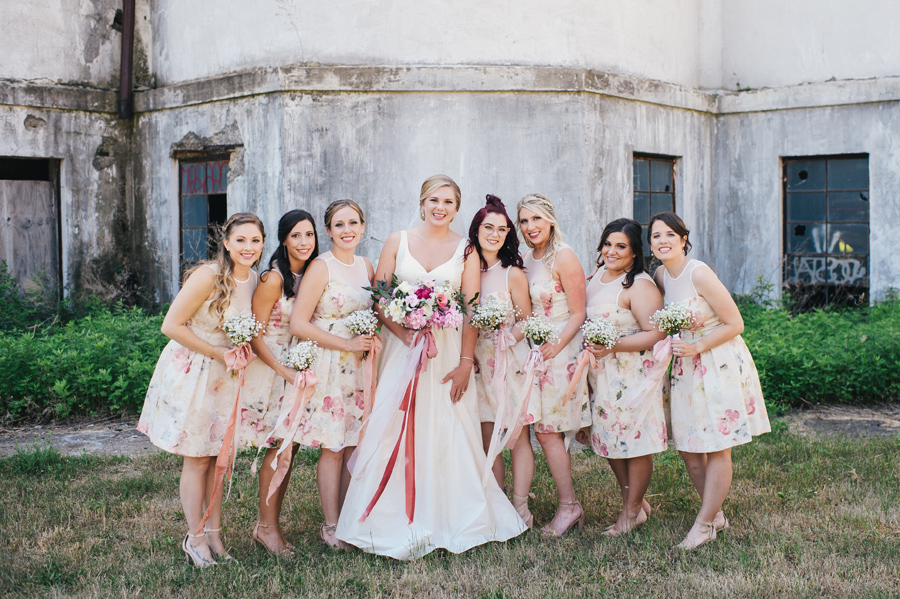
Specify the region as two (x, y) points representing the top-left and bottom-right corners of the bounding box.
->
(460, 356), (474, 362)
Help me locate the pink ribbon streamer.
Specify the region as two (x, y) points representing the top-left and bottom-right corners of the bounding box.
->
(195, 342), (255, 534)
(482, 327), (527, 483)
(496, 346), (546, 454)
(265, 369), (318, 505)
(616, 335), (673, 437)
(356, 335), (383, 448)
(359, 329), (437, 524)
(563, 348), (597, 406)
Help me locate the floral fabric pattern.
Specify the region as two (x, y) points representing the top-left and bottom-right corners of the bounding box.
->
(586, 303), (668, 459)
(667, 294), (771, 452)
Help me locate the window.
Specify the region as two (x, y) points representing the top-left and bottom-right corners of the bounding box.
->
(633, 155), (675, 270)
(783, 155), (869, 309)
(179, 158), (228, 273)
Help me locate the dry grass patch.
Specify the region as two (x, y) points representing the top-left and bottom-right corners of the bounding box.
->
(2, 421), (899, 598)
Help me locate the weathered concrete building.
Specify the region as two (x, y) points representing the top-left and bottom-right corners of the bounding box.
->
(2, 1), (898, 304)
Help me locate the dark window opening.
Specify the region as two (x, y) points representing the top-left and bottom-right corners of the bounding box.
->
(0, 158), (52, 181)
(179, 158), (229, 275)
(783, 154), (869, 310)
(632, 154), (676, 274)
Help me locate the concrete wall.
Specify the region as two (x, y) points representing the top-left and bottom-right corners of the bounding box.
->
(0, 102), (129, 289)
(720, 0), (900, 90)
(151, 0), (705, 88)
(716, 99), (900, 300)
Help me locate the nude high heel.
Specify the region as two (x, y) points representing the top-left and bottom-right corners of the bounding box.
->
(676, 518), (717, 550)
(540, 500), (584, 537)
(512, 492), (535, 528)
(203, 527), (234, 562)
(182, 532), (217, 568)
(252, 522), (295, 557)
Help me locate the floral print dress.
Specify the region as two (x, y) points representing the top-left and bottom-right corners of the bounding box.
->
(523, 248), (590, 435)
(585, 270), (668, 458)
(290, 252), (371, 449)
(473, 262), (539, 425)
(241, 271), (301, 448)
(663, 259), (771, 453)
(138, 265), (258, 457)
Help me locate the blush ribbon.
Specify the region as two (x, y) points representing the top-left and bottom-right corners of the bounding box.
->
(482, 327), (529, 483)
(356, 334), (383, 448)
(359, 329), (437, 524)
(195, 342), (255, 534)
(264, 368), (319, 505)
(617, 335), (673, 435)
(563, 348), (597, 406)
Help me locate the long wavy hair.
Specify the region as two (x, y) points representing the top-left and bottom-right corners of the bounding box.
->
(596, 218), (646, 289)
(188, 212), (265, 327)
(266, 209), (318, 299)
(465, 194), (523, 271)
(648, 211), (692, 255)
(516, 193), (565, 269)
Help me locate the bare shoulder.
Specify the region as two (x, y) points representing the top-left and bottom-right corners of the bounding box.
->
(508, 265), (528, 285)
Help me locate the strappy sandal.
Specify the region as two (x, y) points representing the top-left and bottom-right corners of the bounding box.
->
(320, 523), (348, 550)
(182, 532), (217, 568)
(252, 522), (295, 557)
(203, 527), (234, 562)
(540, 500), (584, 537)
(512, 492), (535, 529)
(714, 510), (730, 532)
(676, 517), (717, 550)
(601, 508), (648, 537)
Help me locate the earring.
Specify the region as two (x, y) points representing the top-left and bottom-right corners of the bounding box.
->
(420, 208), (425, 220)
(282, 245), (288, 258)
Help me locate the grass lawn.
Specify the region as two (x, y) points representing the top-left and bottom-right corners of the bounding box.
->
(1, 419), (899, 598)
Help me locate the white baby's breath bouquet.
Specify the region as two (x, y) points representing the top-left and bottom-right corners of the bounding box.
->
(222, 313), (263, 345)
(280, 340), (319, 372)
(470, 295), (514, 332)
(581, 318), (621, 349)
(345, 309), (379, 336)
(521, 316), (556, 348)
(650, 303), (699, 336)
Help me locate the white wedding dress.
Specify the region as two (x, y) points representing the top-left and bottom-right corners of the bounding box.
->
(336, 231), (526, 560)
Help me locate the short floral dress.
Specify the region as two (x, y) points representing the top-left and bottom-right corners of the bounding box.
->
(523, 248), (590, 435)
(663, 259), (771, 453)
(288, 252), (370, 450)
(138, 266), (258, 457)
(241, 270), (302, 448)
(474, 262), (539, 426)
(585, 270), (668, 459)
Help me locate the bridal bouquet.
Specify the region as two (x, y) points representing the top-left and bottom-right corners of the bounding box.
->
(649, 303), (699, 336)
(521, 315), (556, 348)
(222, 313), (264, 346)
(581, 317), (621, 349)
(345, 309), (379, 336)
(470, 295), (514, 332)
(368, 275), (466, 330)
(279, 340), (319, 372)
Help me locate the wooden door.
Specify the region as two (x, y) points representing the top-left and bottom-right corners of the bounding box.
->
(0, 180), (60, 291)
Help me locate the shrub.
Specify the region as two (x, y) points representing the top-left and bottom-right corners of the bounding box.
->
(0, 307), (167, 420)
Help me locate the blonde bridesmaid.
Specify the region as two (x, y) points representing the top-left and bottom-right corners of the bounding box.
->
(583, 218), (667, 535)
(245, 210), (319, 555)
(649, 211), (771, 550)
(138, 213), (264, 567)
(517, 194), (590, 537)
(288, 200), (375, 548)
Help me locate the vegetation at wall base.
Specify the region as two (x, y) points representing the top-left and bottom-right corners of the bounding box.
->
(1, 268), (897, 422)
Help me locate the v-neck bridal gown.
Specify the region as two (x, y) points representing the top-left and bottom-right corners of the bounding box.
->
(336, 231), (526, 560)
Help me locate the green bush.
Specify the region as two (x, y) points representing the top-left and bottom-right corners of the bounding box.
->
(0, 308), (166, 420)
(739, 284), (900, 407)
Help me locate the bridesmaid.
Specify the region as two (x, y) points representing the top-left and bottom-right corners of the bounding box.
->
(649, 211), (771, 550)
(516, 193), (590, 537)
(245, 209), (319, 555)
(466, 195), (537, 527)
(288, 199), (375, 549)
(583, 218), (667, 535)
(138, 212), (264, 567)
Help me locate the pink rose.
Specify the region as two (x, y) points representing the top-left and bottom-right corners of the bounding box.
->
(415, 287), (433, 300)
(434, 292), (449, 308)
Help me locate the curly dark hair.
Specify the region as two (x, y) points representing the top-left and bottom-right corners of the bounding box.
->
(596, 218), (646, 289)
(464, 195), (524, 271)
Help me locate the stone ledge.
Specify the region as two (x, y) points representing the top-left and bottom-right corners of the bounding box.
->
(717, 76), (900, 114)
(0, 79), (117, 113)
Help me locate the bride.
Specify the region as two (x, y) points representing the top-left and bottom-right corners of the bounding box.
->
(336, 175), (527, 559)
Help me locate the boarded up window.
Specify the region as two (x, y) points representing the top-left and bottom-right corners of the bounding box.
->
(0, 158), (60, 293)
(179, 158), (228, 274)
(783, 155), (869, 309)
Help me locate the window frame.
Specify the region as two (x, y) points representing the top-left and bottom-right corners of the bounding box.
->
(178, 155), (230, 276)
